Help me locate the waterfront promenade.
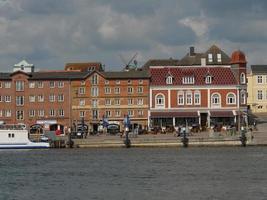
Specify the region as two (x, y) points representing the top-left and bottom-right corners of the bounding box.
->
(72, 124), (267, 148)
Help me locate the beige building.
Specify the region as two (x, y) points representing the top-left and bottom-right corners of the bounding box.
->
(247, 65), (267, 113)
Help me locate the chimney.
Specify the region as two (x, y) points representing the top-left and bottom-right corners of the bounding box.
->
(189, 46), (195, 56)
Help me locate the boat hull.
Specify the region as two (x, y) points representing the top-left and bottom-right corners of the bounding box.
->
(0, 143), (50, 149)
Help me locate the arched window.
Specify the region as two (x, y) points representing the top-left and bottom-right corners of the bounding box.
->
(240, 73), (246, 84)
(194, 91), (201, 105)
(227, 93), (236, 104)
(241, 91), (246, 105)
(211, 93), (221, 107)
(155, 94), (165, 108)
(177, 91), (184, 105)
(166, 76), (173, 84)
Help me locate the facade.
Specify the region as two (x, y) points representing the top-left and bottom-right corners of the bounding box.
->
(247, 65), (267, 113)
(0, 61), (150, 134)
(71, 69), (150, 133)
(147, 45), (247, 130)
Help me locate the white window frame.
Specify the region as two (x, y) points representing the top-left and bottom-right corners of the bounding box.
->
(16, 81), (24, 91)
(37, 81), (43, 88)
(16, 96), (24, 106)
(50, 81), (55, 88)
(257, 90), (263, 100)
(114, 98), (120, 105)
(128, 110), (134, 117)
(79, 87), (85, 95)
(226, 93), (236, 105)
(38, 95), (44, 102)
(92, 99), (98, 108)
(217, 53), (222, 62)
(58, 81), (64, 88)
(4, 82), (11, 88)
(186, 91), (192, 105)
(114, 87), (120, 94)
(80, 111), (85, 118)
(29, 82), (35, 88)
(240, 73), (246, 84)
(50, 109), (55, 117)
(211, 93), (221, 107)
(194, 91), (201, 105)
(205, 76), (212, 84)
(91, 87), (98, 97)
(208, 53), (213, 62)
(127, 87), (133, 94)
(79, 99), (85, 106)
(105, 99), (111, 106)
(5, 96), (11, 103)
(177, 91), (184, 105)
(257, 76), (263, 84)
(104, 87), (111, 94)
(166, 76), (173, 84)
(91, 74), (98, 85)
(137, 86), (143, 93)
(49, 94), (56, 102)
(155, 94), (165, 108)
(137, 98), (143, 105)
(29, 110), (35, 117)
(128, 98), (133, 105)
(58, 94), (64, 102)
(16, 110), (24, 120)
(241, 91), (246, 105)
(58, 109), (64, 117)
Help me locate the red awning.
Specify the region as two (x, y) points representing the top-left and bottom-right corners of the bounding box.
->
(210, 111), (234, 117)
(151, 111), (198, 118)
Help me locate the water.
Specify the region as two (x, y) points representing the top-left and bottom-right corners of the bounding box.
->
(0, 147), (267, 200)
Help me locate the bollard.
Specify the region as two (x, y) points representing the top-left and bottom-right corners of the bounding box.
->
(67, 132), (74, 148)
(181, 131), (189, 147)
(124, 131), (131, 148)
(240, 131), (247, 147)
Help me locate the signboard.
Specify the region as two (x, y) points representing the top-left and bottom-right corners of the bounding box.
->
(36, 120), (57, 125)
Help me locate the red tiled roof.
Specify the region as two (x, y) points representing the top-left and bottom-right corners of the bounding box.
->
(150, 67), (237, 86)
(151, 111), (198, 118)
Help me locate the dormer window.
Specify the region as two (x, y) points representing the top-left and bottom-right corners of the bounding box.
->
(217, 54), (222, 62)
(205, 75), (213, 84)
(166, 75), (173, 84)
(208, 54), (213, 62)
(182, 76), (195, 84)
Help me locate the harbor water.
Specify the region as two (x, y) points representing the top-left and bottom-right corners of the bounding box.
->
(0, 147), (267, 200)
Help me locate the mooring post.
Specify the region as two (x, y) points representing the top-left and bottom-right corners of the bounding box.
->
(124, 130), (131, 148)
(181, 128), (189, 147)
(240, 127), (247, 147)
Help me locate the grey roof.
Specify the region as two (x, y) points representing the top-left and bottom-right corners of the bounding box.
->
(0, 73), (11, 80)
(179, 45), (231, 66)
(142, 59), (179, 70)
(103, 69), (150, 79)
(29, 71), (89, 80)
(251, 65), (267, 74)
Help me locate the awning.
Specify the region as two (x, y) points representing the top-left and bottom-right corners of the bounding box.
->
(210, 111), (234, 117)
(151, 111), (198, 118)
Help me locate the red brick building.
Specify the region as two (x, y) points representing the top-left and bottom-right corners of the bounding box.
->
(145, 45), (247, 130)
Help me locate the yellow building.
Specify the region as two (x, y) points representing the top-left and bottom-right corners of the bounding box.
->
(247, 65), (267, 113)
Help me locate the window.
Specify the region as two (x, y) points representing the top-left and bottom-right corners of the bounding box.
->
(5, 110), (11, 117)
(257, 76), (263, 84)
(29, 110), (35, 117)
(156, 94), (165, 108)
(128, 110), (134, 117)
(58, 94), (64, 102)
(80, 111), (85, 118)
(92, 110), (98, 119)
(105, 80), (109, 85)
(4, 82), (11, 88)
(49, 94), (55, 102)
(38, 110), (45, 117)
(16, 110), (24, 120)
(0, 110), (2, 117)
(240, 73), (246, 84)
(5, 96), (11, 102)
(178, 91), (184, 105)
(58, 109), (64, 117)
(114, 98), (120, 105)
(211, 93), (221, 107)
(58, 81), (64, 88)
(116, 80), (120, 84)
(186, 91), (192, 105)
(104, 87), (111, 94)
(92, 99), (98, 108)
(50, 81), (55, 88)
(16, 81), (24, 91)
(37, 81), (43, 88)
(127, 87), (133, 94)
(137, 86), (143, 93)
(91, 74), (98, 85)
(257, 90), (263, 100)
(138, 110), (144, 116)
(208, 53), (213, 62)
(105, 110), (111, 117)
(79, 99), (85, 106)
(115, 110), (121, 117)
(105, 99), (111, 105)
(114, 87), (120, 94)
(91, 87), (99, 97)
(50, 109), (55, 117)
(29, 82), (35, 88)
(241, 92), (246, 105)
(217, 54), (222, 62)
(205, 76), (212, 84)
(166, 76), (173, 84)
(79, 87), (85, 94)
(128, 98), (133, 105)
(182, 77), (195, 84)
(0, 96), (2, 102)
(128, 80), (132, 84)
(227, 93), (236, 104)
(137, 98), (143, 105)
(16, 96), (24, 106)
(38, 95), (44, 102)
(139, 80), (143, 84)
(194, 91), (201, 105)
(81, 81), (86, 85)
(0, 82), (2, 88)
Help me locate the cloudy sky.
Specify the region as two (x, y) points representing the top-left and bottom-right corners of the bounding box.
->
(0, 0), (267, 71)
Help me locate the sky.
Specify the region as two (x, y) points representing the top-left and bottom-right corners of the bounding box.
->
(0, 0), (267, 72)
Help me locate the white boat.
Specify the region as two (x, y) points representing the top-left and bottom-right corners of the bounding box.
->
(0, 125), (50, 149)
